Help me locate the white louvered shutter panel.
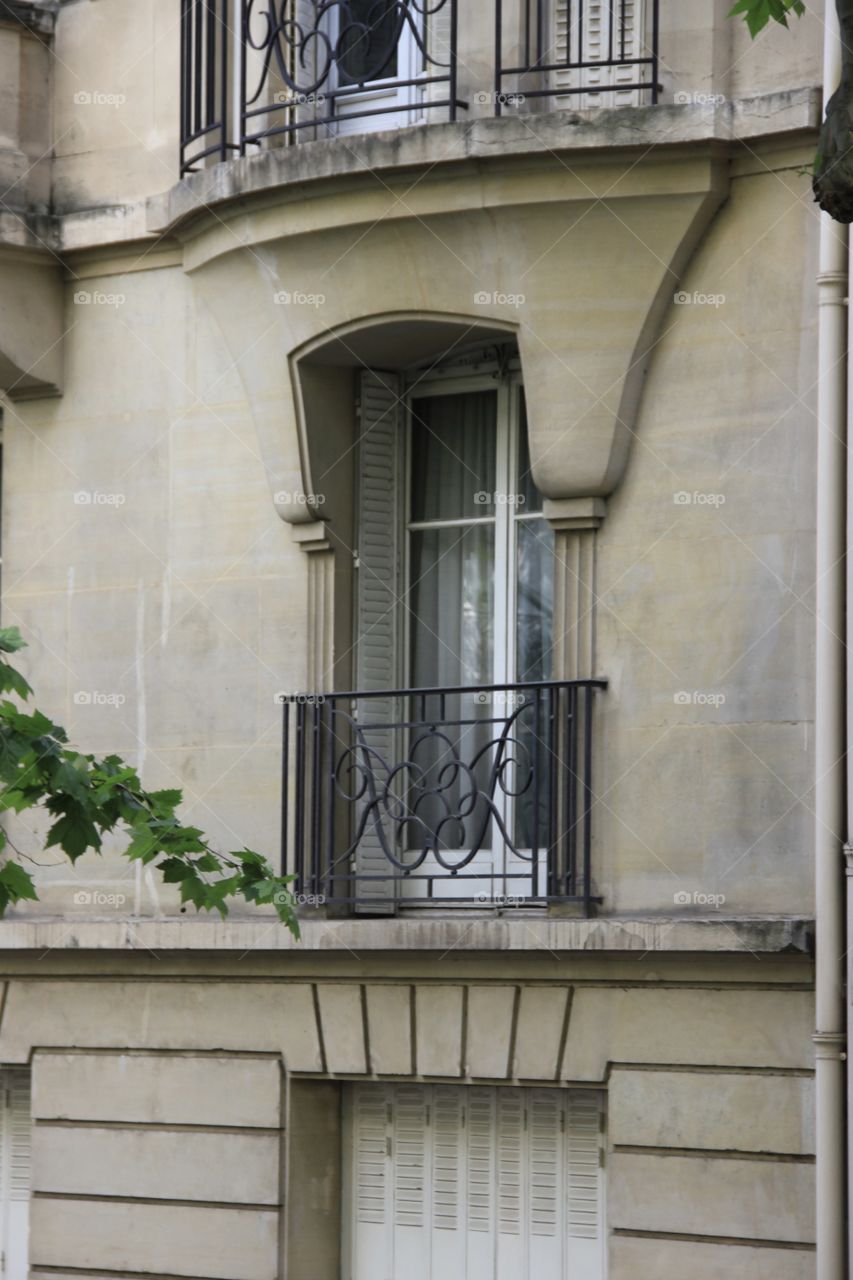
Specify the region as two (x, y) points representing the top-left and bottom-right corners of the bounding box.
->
(553, 0), (645, 108)
(351, 1082), (392, 1278)
(425, 0), (453, 107)
(393, 1085), (430, 1278)
(0, 1071), (30, 1280)
(528, 1089), (564, 1279)
(566, 1089), (605, 1276)
(354, 370), (403, 911)
(495, 1087), (524, 1279)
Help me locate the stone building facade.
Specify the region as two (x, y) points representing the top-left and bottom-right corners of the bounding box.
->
(0, 1), (825, 1277)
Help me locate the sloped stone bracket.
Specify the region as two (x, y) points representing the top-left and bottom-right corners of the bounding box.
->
(181, 128), (731, 527)
(0, 248), (62, 398)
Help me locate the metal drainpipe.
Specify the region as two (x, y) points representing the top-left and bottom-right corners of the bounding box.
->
(816, 2), (849, 1275)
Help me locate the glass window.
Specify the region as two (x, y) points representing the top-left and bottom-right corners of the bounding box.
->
(338, 0), (401, 84)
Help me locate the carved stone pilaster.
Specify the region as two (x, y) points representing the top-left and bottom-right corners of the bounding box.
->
(544, 498), (606, 681)
(291, 521), (335, 693)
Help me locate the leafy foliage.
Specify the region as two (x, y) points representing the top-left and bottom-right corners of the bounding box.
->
(0, 627), (298, 934)
(728, 0), (805, 37)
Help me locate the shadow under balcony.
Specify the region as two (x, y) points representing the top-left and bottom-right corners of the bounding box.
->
(280, 678), (607, 916)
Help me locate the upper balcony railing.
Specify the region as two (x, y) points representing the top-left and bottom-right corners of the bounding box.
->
(280, 679), (606, 915)
(180, 0), (660, 176)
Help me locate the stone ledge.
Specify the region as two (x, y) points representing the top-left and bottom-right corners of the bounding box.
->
(148, 88), (821, 238)
(0, 914), (813, 954)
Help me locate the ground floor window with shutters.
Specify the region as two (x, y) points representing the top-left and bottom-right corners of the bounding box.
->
(0, 1070), (30, 1280)
(344, 1082), (605, 1280)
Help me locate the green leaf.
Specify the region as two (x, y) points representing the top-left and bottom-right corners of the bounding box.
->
(46, 807), (102, 860)
(729, 0), (805, 36)
(147, 789), (183, 814)
(0, 861), (38, 902)
(0, 628), (27, 655)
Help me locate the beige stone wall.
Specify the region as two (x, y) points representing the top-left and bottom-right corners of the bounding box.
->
(1, 126), (818, 919)
(0, 952), (813, 1276)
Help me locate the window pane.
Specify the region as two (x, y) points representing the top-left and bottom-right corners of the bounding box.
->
(410, 391), (497, 522)
(517, 393), (544, 513)
(516, 518), (554, 682)
(338, 0), (400, 85)
(409, 524), (494, 688)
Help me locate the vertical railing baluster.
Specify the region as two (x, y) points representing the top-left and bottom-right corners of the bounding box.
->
(220, 0), (230, 160)
(193, 0), (203, 137)
(494, 0), (503, 115)
(651, 0), (660, 103)
(449, 0), (458, 121)
(607, 0), (614, 66)
(547, 686), (558, 899)
(567, 684), (578, 896)
(326, 698), (336, 907)
(239, 0), (248, 155)
(531, 691), (541, 899)
(311, 697), (322, 899)
(294, 700), (306, 898)
(180, 0), (189, 170)
(205, 0), (216, 129)
(281, 699), (290, 879)
(582, 684), (594, 916)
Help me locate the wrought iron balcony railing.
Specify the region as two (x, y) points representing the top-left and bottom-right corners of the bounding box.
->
(280, 679), (606, 914)
(180, 1), (660, 176)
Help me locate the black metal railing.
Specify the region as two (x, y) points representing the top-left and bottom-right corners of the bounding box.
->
(280, 679), (606, 913)
(495, 0), (659, 111)
(180, 1), (661, 175)
(181, 0), (462, 175)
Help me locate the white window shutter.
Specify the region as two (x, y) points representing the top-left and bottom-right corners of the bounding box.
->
(553, 0), (645, 108)
(425, 2), (452, 106)
(466, 1088), (494, 1235)
(0, 1071), (30, 1280)
(432, 1087), (462, 1231)
(350, 1082), (392, 1280)
(354, 370), (403, 911)
(566, 1089), (605, 1277)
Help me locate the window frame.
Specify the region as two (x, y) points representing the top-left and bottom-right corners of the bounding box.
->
(402, 368), (551, 691)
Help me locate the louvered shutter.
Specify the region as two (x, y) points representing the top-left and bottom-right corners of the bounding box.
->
(351, 1082), (392, 1278)
(553, 0), (645, 108)
(566, 1089), (605, 1276)
(495, 1087), (524, 1279)
(354, 370), (403, 911)
(0, 1071), (30, 1280)
(425, 1), (452, 107)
